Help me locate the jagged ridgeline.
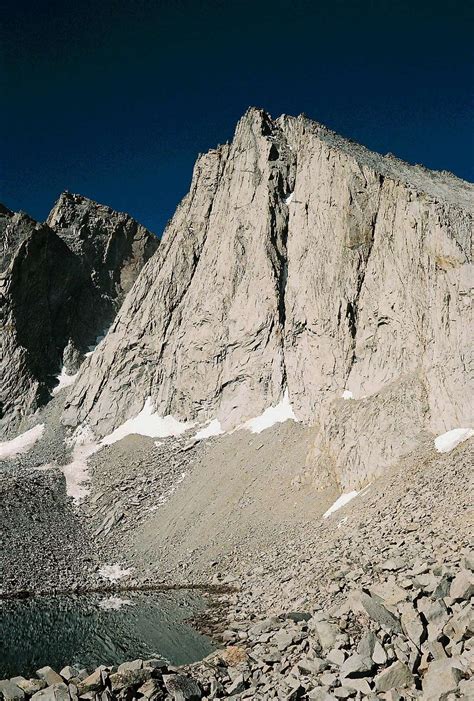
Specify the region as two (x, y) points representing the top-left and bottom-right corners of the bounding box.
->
(0, 195), (158, 434)
(62, 108), (473, 487)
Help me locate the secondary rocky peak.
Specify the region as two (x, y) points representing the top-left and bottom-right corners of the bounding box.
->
(0, 195), (159, 436)
(1, 213), (86, 431)
(47, 191), (159, 300)
(1, 207), (42, 273)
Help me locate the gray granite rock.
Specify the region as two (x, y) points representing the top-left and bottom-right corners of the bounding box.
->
(374, 661), (414, 691)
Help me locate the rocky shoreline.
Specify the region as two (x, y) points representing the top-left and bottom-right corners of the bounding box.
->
(1, 555), (472, 700)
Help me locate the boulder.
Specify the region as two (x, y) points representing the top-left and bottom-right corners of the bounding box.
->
(162, 674), (202, 701)
(0, 680), (25, 701)
(76, 669), (103, 695)
(30, 683), (69, 701)
(14, 679), (47, 696)
(449, 569), (474, 601)
(35, 669), (63, 687)
(311, 619), (340, 651)
(422, 658), (463, 699)
(374, 661), (414, 691)
(350, 591), (402, 633)
(59, 667), (79, 683)
(339, 653), (373, 679)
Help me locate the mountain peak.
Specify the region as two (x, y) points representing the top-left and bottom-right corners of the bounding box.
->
(63, 108), (472, 495)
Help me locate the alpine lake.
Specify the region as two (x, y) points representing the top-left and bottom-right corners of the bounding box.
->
(0, 589), (216, 678)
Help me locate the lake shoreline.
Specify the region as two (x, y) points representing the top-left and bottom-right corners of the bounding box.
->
(0, 580), (236, 600)
(0, 587), (226, 679)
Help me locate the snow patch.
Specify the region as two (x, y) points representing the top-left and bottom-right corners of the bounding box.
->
(61, 425), (101, 502)
(434, 427), (474, 453)
(285, 192), (294, 204)
(194, 419), (224, 440)
(98, 564), (133, 582)
(243, 390), (298, 434)
(102, 397), (193, 446)
(55, 399), (194, 503)
(98, 596), (133, 611)
(0, 424), (45, 460)
(52, 367), (78, 395)
(342, 389), (353, 400)
(323, 490), (359, 519)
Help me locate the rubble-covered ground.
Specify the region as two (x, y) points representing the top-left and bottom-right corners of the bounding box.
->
(1, 395), (472, 698)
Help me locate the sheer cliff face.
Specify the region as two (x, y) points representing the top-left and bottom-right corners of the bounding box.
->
(0, 198), (157, 435)
(64, 109), (473, 486)
(63, 112), (295, 432)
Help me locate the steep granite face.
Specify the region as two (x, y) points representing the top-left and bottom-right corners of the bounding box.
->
(0, 198), (158, 436)
(63, 110), (296, 433)
(63, 109), (473, 487)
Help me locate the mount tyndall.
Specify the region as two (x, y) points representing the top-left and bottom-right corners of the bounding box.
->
(1, 109), (473, 700)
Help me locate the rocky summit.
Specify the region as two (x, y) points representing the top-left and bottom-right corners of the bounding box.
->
(0, 109), (473, 700)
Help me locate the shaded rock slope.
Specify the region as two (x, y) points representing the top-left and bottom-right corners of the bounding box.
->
(64, 108), (473, 489)
(47, 192), (159, 331)
(0, 197), (157, 436)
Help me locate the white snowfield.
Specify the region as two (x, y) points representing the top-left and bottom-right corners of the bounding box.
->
(434, 427), (474, 453)
(60, 398), (194, 501)
(285, 191), (294, 204)
(52, 367), (78, 395)
(194, 418), (224, 440)
(61, 425), (101, 502)
(323, 490), (359, 518)
(193, 390), (299, 441)
(243, 390), (298, 434)
(342, 389), (353, 399)
(0, 424), (45, 460)
(98, 564), (133, 582)
(102, 397), (193, 446)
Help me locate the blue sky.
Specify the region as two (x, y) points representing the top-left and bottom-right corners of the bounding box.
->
(1, 0), (473, 235)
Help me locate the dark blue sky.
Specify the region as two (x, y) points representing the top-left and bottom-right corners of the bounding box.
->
(2, 0), (473, 236)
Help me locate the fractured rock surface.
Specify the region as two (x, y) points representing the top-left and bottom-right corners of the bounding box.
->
(0, 208), (86, 433)
(47, 192), (158, 326)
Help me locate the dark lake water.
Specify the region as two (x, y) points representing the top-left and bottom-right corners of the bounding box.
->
(0, 590), (216, 678)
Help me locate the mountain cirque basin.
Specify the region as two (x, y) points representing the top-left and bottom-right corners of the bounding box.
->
(0, 108), (473, 700)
